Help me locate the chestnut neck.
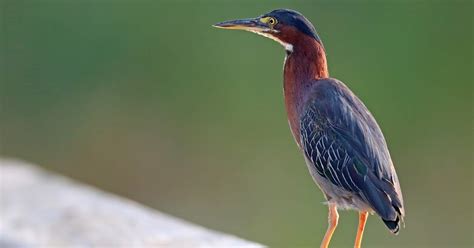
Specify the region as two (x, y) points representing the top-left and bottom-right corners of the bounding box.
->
(282, 34), (328, 146)
(283, 37), (328, 89)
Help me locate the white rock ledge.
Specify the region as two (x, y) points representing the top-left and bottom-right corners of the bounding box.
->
(0, 159), (264, 248)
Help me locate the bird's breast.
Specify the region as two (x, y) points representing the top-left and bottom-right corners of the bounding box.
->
(282, 39), (329, 148)
(283, 60), (307, 148)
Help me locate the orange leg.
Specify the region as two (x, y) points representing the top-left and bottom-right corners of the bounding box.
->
(320, 204), (339, 248)
(354, 211), (369, 248)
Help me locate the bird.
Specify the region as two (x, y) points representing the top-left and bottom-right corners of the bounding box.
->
(214, 9), (405, 248)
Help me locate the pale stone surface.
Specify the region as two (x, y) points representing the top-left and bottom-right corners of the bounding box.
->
(0, 159), (264, 248)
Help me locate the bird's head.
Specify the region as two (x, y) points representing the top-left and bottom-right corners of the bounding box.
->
(213, 9), (323, 53)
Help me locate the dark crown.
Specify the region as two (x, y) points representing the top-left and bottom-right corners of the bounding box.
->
(266, 9), (322, 43)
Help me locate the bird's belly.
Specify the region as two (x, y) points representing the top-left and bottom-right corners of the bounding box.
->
(303, 156), (373, 212)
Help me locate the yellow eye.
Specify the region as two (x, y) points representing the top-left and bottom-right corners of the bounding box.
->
(268, 17), (277, 25)
(261, 16), (278, 26)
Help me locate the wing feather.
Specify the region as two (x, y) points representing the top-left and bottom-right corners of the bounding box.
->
(300, 78), (404, 233)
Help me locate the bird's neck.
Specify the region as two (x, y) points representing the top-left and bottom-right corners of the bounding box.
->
(283, 38), (328, 146)
(284, 38), (329, 90)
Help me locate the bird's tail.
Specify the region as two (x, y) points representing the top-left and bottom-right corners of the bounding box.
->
(382, 216), (400, 234)
(363, 173), (405, 235)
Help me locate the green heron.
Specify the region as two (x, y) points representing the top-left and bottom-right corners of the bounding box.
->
(214, 9), (405, 248)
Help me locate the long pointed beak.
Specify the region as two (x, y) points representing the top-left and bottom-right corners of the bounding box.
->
(213, 18), (269, 32)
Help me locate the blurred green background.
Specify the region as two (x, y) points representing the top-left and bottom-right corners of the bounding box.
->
(1, 0), (472, 247)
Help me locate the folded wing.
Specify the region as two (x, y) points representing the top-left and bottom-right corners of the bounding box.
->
(300, 78), (404, 233)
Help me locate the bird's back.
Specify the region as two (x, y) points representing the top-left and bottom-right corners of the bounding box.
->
(299, 78), (405, 233)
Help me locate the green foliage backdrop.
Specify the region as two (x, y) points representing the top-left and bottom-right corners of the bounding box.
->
(1, 1), (472, 247)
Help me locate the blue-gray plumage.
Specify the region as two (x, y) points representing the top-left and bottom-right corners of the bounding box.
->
(300, 78), (404, 233)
